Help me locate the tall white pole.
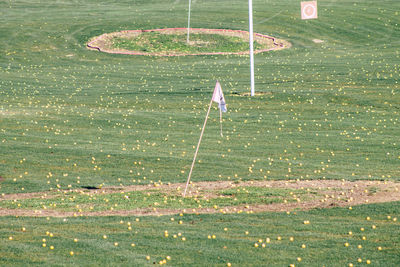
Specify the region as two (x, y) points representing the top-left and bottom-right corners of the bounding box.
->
(248, 0), (255, 96)
(187, 0), (192, 43)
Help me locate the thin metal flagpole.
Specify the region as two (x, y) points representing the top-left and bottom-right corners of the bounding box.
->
(219, 107), (223, 137)
(249, 0), (255, 96)
(183, 97), (213, 197)
(187, 0), (192, 43)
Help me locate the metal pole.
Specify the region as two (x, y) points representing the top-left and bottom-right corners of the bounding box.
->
(249, 0), (255, 96)
(187, 0), (192, 43)
(183, 97), (214, 197)
(219, 107), (223, 137)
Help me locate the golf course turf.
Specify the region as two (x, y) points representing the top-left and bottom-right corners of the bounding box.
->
(0, 0), (399, 266)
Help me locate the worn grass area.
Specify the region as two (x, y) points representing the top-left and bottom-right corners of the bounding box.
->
(0, 201), (399, 266)
(0, 186), (310, 212)
(110, 32), (263, 53)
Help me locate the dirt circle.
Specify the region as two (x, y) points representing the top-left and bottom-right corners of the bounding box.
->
(87, 28), (291, 56)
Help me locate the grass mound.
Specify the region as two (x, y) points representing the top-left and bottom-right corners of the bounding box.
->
(112, 32), (257, 53)
(87, 28), (289, 56)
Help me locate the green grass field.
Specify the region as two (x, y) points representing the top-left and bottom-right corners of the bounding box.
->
(1, 202), (399, 266)
(110, 32), (265, 53)
(0, 0), (399, 265)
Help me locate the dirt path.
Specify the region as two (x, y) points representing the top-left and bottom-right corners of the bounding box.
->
(0, 180), (399, 217)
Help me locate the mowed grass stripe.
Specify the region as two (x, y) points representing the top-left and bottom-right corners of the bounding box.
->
(0, 202), (399, 266)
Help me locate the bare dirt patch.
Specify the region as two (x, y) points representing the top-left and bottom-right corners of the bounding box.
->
(87, 28), (291, 56)
(1, 180), (399, 217)
(313, 39), (324, 43)
(0, 191), (55, 201)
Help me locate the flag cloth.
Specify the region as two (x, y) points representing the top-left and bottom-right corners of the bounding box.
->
(301, 1), (318, 20)
(212, 81), (227, 112)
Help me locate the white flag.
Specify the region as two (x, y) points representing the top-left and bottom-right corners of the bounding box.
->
(212, 81), (227, 112)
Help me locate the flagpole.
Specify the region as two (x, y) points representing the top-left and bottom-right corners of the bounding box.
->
(219, 107), (223, 137)
(183, 97), (213, 197)
(249, 0), (255, 96)
(187, 0), (192, 43)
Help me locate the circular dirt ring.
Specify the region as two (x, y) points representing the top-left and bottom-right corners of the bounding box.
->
(87, 28), (291, 56)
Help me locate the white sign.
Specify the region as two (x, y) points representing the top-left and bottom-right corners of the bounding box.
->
(301, 1), (318, 20)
